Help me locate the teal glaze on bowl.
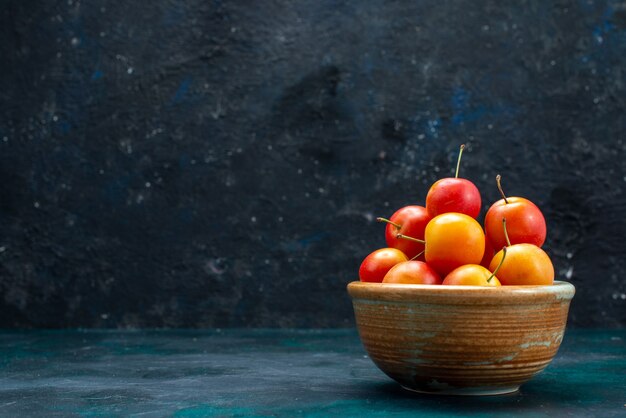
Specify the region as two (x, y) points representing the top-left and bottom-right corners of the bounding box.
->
(347, 281), (576, 396)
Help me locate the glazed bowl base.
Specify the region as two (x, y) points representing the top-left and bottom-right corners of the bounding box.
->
(401, 385), (520, 396)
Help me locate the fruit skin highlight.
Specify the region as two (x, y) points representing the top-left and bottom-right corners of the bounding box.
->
(423, 212), (485, 276)
(383, 260), (442, 285)
(359, 248), (408, 283)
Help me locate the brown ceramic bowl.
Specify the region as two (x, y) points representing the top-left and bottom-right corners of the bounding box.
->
(347, 281), (575, 395)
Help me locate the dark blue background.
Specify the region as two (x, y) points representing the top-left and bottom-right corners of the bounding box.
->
(0, 0), (624, 327)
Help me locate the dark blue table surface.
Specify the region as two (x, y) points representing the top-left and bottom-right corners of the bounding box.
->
(0, 329), (624, 417)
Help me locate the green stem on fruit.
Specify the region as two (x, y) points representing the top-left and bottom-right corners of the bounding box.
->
(502, 217), (512, 247)
(487, 246), (507, 283)
(410, 249), (425, 261)
(376, 217), (401, 229)
(496, 174), (509, 204)
(455, 144), (465, 179)
(396, 233), (425, 244)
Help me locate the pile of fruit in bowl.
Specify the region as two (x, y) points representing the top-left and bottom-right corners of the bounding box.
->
(347, 145), (575, 395)
(359, 145), (552, 286)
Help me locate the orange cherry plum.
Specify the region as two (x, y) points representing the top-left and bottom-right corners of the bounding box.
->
(442, 265), (500, 286)
(359, 248), (408, 283)
(377, 205), (430, 260)
(488, 218), (554, 285)
(442, 247), (507, 286)
(489, 244), (554, 285)
(382, 260), (442, 285)
(426, 145), (481, 219)
(485, 175), (546, 249)
(398, 212), (485, 276)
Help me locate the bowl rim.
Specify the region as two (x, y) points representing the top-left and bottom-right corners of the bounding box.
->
(347, 280), (575, 303)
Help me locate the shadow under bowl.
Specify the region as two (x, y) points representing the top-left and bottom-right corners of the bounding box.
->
(347, 281), (575, 396)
